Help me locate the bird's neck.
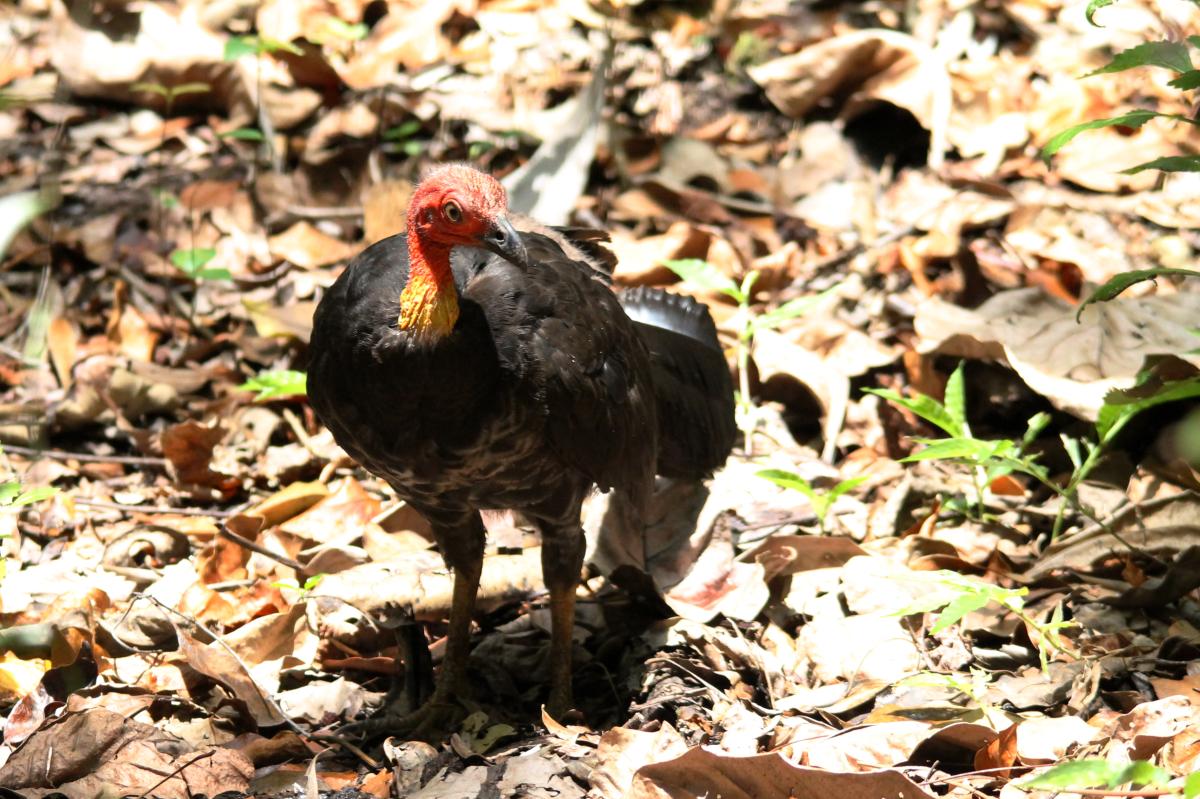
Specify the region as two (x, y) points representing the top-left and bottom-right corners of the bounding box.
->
(400, 234), (459, 340)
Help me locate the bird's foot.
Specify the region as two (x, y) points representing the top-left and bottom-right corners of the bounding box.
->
(341, 689), (478, 743)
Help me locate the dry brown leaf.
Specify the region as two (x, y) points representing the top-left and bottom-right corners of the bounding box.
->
(631, 747), (939, 798)
(748, 29), (950, 167)
(278, 477), (380, 545)
(161, 420), (238, 494)
(243, 298), (318, 342)
(268, 221), (360, 269)
(363, 180), (413, 244)
(0, 707), (253, 799)
(588, 723), (688, 799)
(915, 288), (1200, 419)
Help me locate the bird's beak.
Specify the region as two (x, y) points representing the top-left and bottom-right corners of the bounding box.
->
(481, 216), (527, 266)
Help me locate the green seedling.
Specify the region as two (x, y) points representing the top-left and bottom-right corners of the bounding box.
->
(383, 120), (427, 157)
(271, 573), (325, 597)
(218, 128), (265, 142)
(756, 470), (865, 532)
(893, 570), (1075, 673)
(239, 370), (308, 401)
(170, 247), (230, 282)
(222, 35), (302, 168)
(0, 445), (59, 582)
(864, 363), (1050, 520)
(1017, 758), (1182, 796)
(662, 259), (833, 455)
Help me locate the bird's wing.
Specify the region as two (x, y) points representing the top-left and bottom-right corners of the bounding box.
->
(464, 232), (656, 512)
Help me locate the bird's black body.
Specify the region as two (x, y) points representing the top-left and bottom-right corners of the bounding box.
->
(310, 230), (733, 531)
(308, 221), (734, 721)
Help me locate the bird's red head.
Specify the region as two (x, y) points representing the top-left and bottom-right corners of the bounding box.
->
(400, 165), (525, 339)
(407, 165), (525, 264)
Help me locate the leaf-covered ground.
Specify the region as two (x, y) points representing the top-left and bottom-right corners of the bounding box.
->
(2, 1), (1200, 797)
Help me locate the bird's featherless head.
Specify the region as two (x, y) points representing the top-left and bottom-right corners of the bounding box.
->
(400, 165), (526, 339)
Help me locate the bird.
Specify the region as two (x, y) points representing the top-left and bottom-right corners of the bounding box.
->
(307, 163), (735, 735)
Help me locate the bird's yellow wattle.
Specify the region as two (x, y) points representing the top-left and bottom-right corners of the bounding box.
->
(398, 269), (459, 339)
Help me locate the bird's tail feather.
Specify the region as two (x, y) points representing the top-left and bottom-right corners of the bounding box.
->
(620, 287), (736, 479)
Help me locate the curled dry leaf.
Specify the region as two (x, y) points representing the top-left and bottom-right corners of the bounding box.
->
(0, 707), (253, 799)
(268, 221), (360, 269)
(915, 288), (1200, 419)
(628, 748), (938, 799)
(748, 29), (951, 168)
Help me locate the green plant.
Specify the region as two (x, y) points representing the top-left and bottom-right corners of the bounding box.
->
(271, 573), (325, 596)
(897, 668), (1005, 726)
(864, 363), (1050, 520)
(1040, 2), (1200, 309)
(756, 470), (865, 532)
(239, 369), (307, 400)
(222, 35), (302, 168)
(383, 120), (427, 158)
(1017, 759), (1198, 799)
(661, 259), (832, 454)
(171, 247), (231, 336)
(0, 448), (59, 581)
(867, 362), (1200, 536)
(894, 570), (1075, 673)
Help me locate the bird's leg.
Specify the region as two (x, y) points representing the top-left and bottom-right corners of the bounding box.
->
(373, 512), (484, 741)
(540, 524), (585, 719)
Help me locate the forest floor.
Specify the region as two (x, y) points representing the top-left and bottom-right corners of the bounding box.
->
(2, 0), (1200, 797)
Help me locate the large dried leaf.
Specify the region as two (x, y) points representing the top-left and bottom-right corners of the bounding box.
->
(915, 288), (1200, 418)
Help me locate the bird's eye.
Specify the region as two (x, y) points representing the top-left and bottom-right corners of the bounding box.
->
(443, 200), (463, 224)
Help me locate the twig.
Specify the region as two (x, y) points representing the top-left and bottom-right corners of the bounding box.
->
(0, 443), (168, 468)
(217, 520), (305, 573)
(125, 594), (378, 769)
(74, 497), (236, 517)
(136, 750), (213, 799)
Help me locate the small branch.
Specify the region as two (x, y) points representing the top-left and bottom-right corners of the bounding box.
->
(0, 443), (168, 468)
(74, 497), (236, 517)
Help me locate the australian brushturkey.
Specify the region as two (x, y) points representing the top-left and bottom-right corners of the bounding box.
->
(308, 164), (735, 732)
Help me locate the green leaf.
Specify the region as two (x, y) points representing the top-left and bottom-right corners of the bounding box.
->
(259, 36), (304, 55)
(169, 82), (212, 98)
(239, 369), (308, 400)
(12, 486), (57, 507)
(661, 259), (741, 301)
(826, 475), (867, 502)
(0, 481), (19, 504)
(1115, 761), (1170, 788)
(131, 82), (170, 97)
(170, 247), (217, 276)
(1085, 41), (1193, 77)
(863, 388), (963, 437)
(944, 362), (967, 432)
(1123, 154), (1200, 174)
(738, 270), (760, 301)
(0, 190), (54, 262)
(1041, 110), (1165, 160)
(197, 268), (233, 282)
(757, 469), (818, 501)
(929, 590), (991, 634)
(219, 127), (265, 142)
(902, 437), (1013, 463)
(324, 18), (368, 40)
(1085, 0), (1117, 25)
(1096, 375), (1200, 440)
(1022, 412), (1052, 450)
(1018, 759), (1125, 790)
(1169, 69), (1200, 89)
(223, 36), (260, 60)
(752, 288), (837, 333)
(383, 120), (422, 141)
(1185, 769), (1200, 799)
(1075, 267), (1200, 320)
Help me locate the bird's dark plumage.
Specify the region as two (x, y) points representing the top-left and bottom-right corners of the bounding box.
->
(307, 167), (734, 729)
